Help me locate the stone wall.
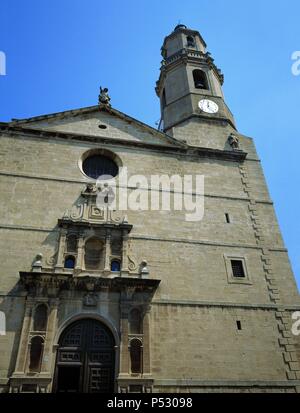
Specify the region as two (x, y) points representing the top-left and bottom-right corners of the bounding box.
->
(0, 110), (299, 392)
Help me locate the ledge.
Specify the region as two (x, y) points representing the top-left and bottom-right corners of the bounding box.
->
(154, 379), (300, 388)
(0, 124), (247, 162)
(58, 218), (133, 232)
(152, 299), (300, 311)
(19, 271), (160, 294)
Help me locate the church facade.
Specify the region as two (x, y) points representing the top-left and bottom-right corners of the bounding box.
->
(0, 24), (300, 393)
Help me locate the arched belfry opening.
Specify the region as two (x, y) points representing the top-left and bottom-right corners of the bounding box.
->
(193, 69), (209, 90)
(53, 319), (115, 393)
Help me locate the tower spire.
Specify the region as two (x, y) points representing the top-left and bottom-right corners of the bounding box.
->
(156, 25), (236, 143)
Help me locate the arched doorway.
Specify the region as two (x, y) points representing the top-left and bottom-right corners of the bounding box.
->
(53, 319), (115, 393)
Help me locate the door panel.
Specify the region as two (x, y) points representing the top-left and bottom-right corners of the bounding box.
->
(56, 366), (81, 393)
(54, 319), (115, 393)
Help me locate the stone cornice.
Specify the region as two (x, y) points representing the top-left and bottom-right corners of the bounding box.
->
(152, 299), (300, 311)
(154, 379), (300, 388)
(0, 123), (184, 152)
(19, 272), (160, 295)
(58, 218), (133, 233)
(0, 124), (247, 162)
(165, 112), (236, 132)
(2, 104), (184, 148)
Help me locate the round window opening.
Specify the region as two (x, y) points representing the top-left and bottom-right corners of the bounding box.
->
(82, 154), (119, 180)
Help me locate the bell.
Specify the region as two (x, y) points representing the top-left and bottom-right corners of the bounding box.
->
(195, 81), (204, 88)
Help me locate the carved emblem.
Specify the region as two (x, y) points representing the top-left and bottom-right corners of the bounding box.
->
(90, 205), (105, 219)
(83, 292), (98, 307)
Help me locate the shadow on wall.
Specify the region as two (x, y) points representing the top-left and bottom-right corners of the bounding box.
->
(0, 191), (85, 385)
(0, 286), (26, 381)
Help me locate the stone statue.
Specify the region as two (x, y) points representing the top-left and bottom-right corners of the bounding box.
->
(32, 253), (43, 272)
(98, 86), (111, 106)
(228, 133), (240, 150)
(140, 260), (149, 276)
(86, 183), (97, 193)
(96, 183), (115, 207)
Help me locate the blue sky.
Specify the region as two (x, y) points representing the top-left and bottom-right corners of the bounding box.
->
(0, 0), (299, 290)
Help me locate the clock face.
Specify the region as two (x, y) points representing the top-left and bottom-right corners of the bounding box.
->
(198, 99), (219, 114)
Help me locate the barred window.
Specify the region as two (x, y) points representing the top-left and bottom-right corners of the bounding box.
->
(231, 260), (245, 278)
(82, 155), (118, 180)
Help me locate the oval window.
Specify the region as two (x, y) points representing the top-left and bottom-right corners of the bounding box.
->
(82, 155), (118, 180)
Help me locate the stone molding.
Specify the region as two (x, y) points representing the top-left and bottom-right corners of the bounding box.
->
(152, 299), (300, 311)
(0, 125), (247, 162)
(238, 163), (300, 380)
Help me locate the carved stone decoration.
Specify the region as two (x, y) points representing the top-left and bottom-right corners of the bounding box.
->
(128, 255), (138, 272)
(97, 183), (115, 208)
(228, 133), (240, 150)
(70, 203), (84, 220)
(46, 235), (59, 267)
(109, 210), (122, 223)
(90, 205), (105, 220)
(82, 183), (98, 196)
(46, 250), (58, 267)
(98, 86), (111, 107)
(140, 260), (149, 277)
(86, 183), (97, 193)
(83, 292), (98, 307)
(32, 254), (43, 272)
(121, 286), (136, 301)
(62, 209), (69, 219)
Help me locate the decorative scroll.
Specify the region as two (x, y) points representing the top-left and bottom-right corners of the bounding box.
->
(128, 255), (138, 272)
(70, 203), (84, 220)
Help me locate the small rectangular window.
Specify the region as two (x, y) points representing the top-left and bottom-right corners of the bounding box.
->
(224, 255), (251, 285)
(231, 260), (245, 278)
(225, 213), (230, 223)
(236, 320), (242, 330)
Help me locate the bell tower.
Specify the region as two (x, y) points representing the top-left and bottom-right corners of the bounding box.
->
(156, 24), (237, 146)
